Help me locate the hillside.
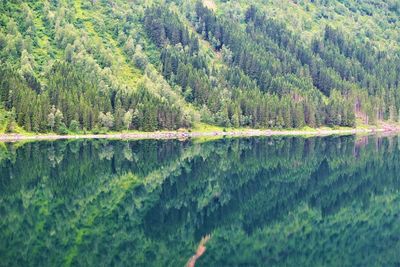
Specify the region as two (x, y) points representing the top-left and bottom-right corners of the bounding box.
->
(0, 0), (399, 134)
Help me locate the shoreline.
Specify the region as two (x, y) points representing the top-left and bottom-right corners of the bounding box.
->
(0, 127), (398, 142)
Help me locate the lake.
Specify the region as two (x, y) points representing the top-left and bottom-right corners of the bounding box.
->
(1, 135), (400, 266)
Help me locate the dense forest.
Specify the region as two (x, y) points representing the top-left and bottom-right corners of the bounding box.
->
(0, 0), (399, 133)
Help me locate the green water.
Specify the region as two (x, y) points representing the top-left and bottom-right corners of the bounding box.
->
(0, 136), (399, 267)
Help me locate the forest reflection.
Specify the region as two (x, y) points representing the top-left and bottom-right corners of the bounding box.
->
(1, 135), (399, 267)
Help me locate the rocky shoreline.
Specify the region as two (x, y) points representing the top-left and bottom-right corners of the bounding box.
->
(0, 127), (396, 142)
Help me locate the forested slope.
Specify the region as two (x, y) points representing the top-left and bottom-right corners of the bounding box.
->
(0, 0), (399, 133)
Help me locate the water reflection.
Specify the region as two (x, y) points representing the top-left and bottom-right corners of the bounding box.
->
(0, 136), (399, 266)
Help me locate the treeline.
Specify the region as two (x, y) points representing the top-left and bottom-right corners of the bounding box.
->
(0, 63), (188, 133)
(0, 0), (191, 133)
(192, 2), (400, 124)
(143, 4), (356, 128)
(1, 0), (400, 133)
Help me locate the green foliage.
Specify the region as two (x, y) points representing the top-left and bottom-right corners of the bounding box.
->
(0, 0), (399, 132)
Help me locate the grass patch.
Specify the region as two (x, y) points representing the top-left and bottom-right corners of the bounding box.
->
(191, 122), (225, 132)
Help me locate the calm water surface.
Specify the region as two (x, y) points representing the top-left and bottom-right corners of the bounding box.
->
(0, 136), (400, 266)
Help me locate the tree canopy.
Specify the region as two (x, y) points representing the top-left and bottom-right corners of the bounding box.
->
(0, 0), (399, 133)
